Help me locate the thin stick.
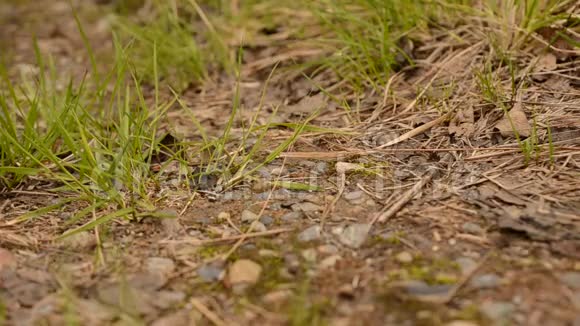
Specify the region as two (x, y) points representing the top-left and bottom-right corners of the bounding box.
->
(465, 149), (520, 161)
(279, 146), (580, 159)
(225, 214), (243, 235)
(377, 113), (451, 149)
(190, 298), (227, 326)
(372, 169), (437, 224)
(179, 192), (197, 216)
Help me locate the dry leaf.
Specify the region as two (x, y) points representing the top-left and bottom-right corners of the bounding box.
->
(494, 102), (531, 138)
(448, 106), (475, 137)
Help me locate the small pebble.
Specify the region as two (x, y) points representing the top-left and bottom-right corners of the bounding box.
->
(319, 255), (341, 269)
(470, 274), (501, 289)
(262, 290), (292, 305)
(197, 263), (225, 282)
(331, 226), (345, 235)
(195, 217), (211, 225)
(461, 222), (484, 235)
(270, 167), (285, 175)
(314, 162), (328, 174)
(292, 202), (322, 213)
(259, 215), (274, 226)
(227, 259), (262, 286)
(396, 251), (414, 264)
(455, 257), (477, 276)
(252, 180), (269, 192)
(301, 249), (317, 263)
(258, 249), (279, 257)
(250, 221), (267, 232)
(398, 280), (453, 297)
(479, 302), (515, 321)
(217, 212), (230, 221)
(241, 210), (259, 222)
(344, 191), (364, 201)
(146, 257), (176, 276)
(338, 223), (371, 249)
(317, 245), (339, 255)
(298, 226), (322, 242)
(281, 211), (303, 222)
(284, 254), (301, 273)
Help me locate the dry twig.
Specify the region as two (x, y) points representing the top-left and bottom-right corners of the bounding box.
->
(371, 168), (438, 224)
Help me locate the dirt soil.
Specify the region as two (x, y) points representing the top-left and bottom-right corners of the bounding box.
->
(1, 1), (580, 326)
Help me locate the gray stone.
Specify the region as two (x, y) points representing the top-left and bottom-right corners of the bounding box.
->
(241, 243), (257, 251)
(257, 167), (271, 178)
(241, 210), (259, 222)
(97, 284), (156, 316)
(152, 291), (186, 310)
(558, 272), (580, 289)
(9, 283), (51, 307)
(399, 280), (453, 297)
(59, 232), (96, 251)
(314, 162), (328, 174)
(317, 244), (339, 255)
(344, 191), (364, 202)
(470, 274), (501, 289)
(146, 257), (176, 276)
(195, 217), (211, 225)
(270, 166), (285, 175)
(455, 257), (477, 275)
(284, 254), (301, 272)
(77, 299), (116, 325)
(269, 202), (282, 210)
(250, 221), (267, 232)
(298, 226), (322, 242)
(338, 223), (371, 248)
(479, 302), (515, 321)
(292, 202), (322, 213)
(129, 273), (168, 291)
(259, 215), (274, 226)
(281, 211), (303, 222)
(461, 222), (484, 235)
(227, 259), (262, 286)
(298, 160), (315, 167)
(161, 218), (182, 235)
(197, 263), (225, 282)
